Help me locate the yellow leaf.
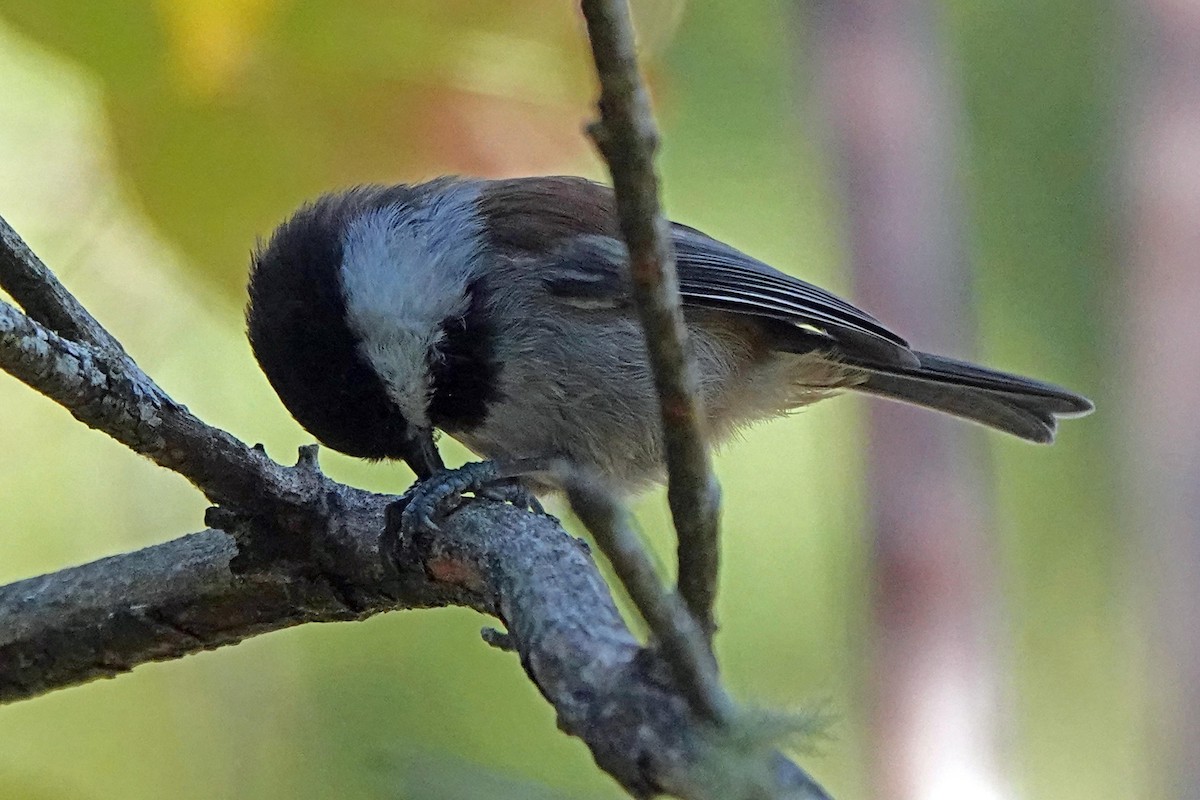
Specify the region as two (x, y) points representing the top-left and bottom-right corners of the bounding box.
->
(154, 0), (279, 98)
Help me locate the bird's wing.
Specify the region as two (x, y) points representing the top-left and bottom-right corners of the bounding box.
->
(540, 226), (917, 368)
(480, 176), (915, 367)
(668, 224), (915, 366)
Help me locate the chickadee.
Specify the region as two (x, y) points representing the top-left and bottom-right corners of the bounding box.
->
(246, 176), (1092, 498)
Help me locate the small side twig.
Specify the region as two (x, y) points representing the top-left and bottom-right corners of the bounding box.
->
(579, 0), (723, 641)
(0, 298), (165, 453)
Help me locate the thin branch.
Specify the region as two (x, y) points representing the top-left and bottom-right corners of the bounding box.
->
(0, 251), (298, 512)
(0, 298), (162, 450)
(564, 475), (733, 725)
(0, 216), (135, 365)
(579, 0), (723, 638)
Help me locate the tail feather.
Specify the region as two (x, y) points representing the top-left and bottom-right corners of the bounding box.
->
(852, 351), (1093, 444)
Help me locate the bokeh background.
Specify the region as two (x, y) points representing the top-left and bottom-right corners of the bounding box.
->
(0, 1), (1175, 798)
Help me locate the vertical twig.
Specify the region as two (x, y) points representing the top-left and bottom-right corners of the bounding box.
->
(579, 0), (723, 641)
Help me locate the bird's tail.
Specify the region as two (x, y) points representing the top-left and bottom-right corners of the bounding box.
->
(851, 351), (1093, 443)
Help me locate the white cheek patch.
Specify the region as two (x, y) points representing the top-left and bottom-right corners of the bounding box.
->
(338, 183), (485, 427)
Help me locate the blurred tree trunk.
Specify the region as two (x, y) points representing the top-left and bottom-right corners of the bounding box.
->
(1124, 2), (1200, 797)
(798, 2), (1008, 797)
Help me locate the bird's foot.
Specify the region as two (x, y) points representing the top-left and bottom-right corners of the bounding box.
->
(478, 479), (545, 516)
(386, 461), (544, 537)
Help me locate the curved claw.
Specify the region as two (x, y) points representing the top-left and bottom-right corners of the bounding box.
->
(479, 480), (545, 516)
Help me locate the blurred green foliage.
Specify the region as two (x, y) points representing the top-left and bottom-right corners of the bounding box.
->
(0, 0), (603, 299)
(0, 1), (1135, 799)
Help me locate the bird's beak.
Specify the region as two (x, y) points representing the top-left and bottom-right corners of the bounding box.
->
(404, 426), (445, 481)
